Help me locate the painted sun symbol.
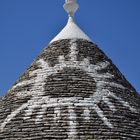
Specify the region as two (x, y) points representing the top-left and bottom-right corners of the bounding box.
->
(0, 39), (136, 138)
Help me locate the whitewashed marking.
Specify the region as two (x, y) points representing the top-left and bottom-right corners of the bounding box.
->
(35, 107), (46, 124)
(0, 39), (136, 134)
(0, 103), (28, 131)
(93, 104), (113, 128)
(83, 108), (90, 121)
(111, 94), (137, 112)
(54, 107), (61, 121)
(103, 97), (116, 112)
(68, 107), (77, 139)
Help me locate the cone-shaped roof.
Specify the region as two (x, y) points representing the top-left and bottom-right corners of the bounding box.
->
(0, 0), (140, 139)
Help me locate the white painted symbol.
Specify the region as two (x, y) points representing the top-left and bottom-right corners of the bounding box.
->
(0, 39), (136, 138)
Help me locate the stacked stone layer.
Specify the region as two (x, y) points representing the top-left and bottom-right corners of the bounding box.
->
(0, 39), (140, 139)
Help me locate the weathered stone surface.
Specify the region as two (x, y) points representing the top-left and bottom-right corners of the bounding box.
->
(0, 39), (140, 139)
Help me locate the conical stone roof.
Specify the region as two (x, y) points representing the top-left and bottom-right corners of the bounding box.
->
(0, 1), (140, 140)
(0, 39), (140, 139)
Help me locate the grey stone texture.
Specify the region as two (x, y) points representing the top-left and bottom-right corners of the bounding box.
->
(0, 39), (140, 139)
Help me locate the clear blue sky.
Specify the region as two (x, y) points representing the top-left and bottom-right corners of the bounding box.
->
(0, 0), (140, 97)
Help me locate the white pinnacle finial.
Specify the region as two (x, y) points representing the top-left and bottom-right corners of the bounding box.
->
(50, 0), (91, 43)
(63, 0), (79, 17)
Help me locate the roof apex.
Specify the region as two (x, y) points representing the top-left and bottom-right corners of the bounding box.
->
(50, 0), (91, 43)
